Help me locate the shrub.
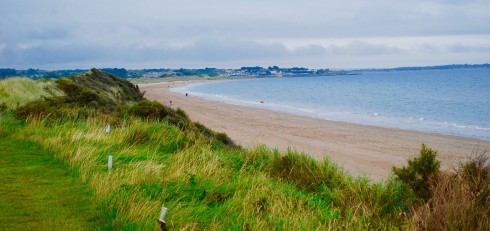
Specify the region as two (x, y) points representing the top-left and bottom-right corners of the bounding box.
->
(410, 151), (490, 231)
(166, 108), (191, 130)
(194, 122), (239, 149)
(0, 102), (7, 113)
(459, 149), (490, 197)
(215, 132), (238, 149)
(56, 78), (83, 100)
(128, 100), (171, 121)
(78, 90), (103, 106)
(15, 99), (52, 120)
(392, 144), (440, 201)
(458, 150), (490, 217)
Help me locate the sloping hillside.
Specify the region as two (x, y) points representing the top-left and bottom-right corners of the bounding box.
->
(1, 70), (488, 230)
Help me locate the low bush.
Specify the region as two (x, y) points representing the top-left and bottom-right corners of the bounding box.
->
(409, 151), (490, 230)
(392, 144), (440, 201)
(194, 122), (239, 149)
(56, 78), (84, 100)
(0, 102), (7, 113)
(392, 145), (490, 230)
(127, 100), (171, 121)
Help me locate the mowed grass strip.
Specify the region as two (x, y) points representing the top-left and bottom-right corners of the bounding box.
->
(0, 138), (106, 230)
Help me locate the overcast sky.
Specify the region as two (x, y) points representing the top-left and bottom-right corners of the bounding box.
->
(1, 0), (489, 69)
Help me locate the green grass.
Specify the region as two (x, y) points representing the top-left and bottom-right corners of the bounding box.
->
(0, 115), (410, 230)
(0, 137), (107, 230)
(0, 72), (413, 230)
(0, 77), (62, 108)
(8, 70), (487, 230)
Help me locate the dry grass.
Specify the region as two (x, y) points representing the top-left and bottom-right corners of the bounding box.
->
(408, 150), (490, 231)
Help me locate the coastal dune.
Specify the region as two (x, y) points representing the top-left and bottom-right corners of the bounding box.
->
(140, 81), (490, 180)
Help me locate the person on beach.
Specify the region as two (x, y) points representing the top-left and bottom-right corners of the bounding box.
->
(186, 93), (188, 96)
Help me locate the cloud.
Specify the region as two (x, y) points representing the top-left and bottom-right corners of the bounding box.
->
(174, 39), (288, 61)
(447, 43), (490, 53)
(27, 28), (70, 41)
(325, 40), (402, 56)
(0, 43), (105, 67)
(2, 36), (490, 69)
(1, 0), (490, 68)
(0, 39), (290, 68)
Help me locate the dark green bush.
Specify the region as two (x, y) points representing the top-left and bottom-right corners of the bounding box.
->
(15, 97), (102, 122)
(15, 99), (53, 119)
(78, 90), (103, 106)
(215, 132), (238, 149)
(0, 102), (7, 113)
(194, 122), (214, 138)
(128, 100), (169, 120)
(392, 144), (440, 201)
(194, 122), (239, 148)
(56, 78), (83, 100)
(166, 108), (191, 130)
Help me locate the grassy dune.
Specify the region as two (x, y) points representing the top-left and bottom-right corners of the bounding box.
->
(1, 70), (488, 230)
(0, 77), (62, 109)
(2, 113), (411, 230)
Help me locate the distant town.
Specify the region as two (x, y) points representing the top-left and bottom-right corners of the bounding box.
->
(0, 66), (341, 80)
(1, 63), (489, 80)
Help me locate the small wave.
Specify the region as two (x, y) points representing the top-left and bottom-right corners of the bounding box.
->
(475, 126), (490, 131)
(297, 108), (316, 113)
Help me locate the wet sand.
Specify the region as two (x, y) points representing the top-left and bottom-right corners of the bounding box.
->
(140, 81), (490, 180)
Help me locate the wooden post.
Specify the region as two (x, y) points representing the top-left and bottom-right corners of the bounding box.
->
(157, 207), (168, 231)
(108, 155), (113, 170)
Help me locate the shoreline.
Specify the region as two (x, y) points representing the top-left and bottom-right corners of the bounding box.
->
(140, 80), (490, 181)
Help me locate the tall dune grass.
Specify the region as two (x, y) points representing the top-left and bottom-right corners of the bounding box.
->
(0, 77), (62, 108)
(2, 111), (411, 230)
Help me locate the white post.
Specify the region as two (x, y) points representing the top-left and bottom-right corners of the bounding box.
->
(105, 124), (111, 134)
(108, 155), (113, 170)
(159, 207), (167, 222)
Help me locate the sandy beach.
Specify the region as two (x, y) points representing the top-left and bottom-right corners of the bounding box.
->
(140, 80), (490, 180)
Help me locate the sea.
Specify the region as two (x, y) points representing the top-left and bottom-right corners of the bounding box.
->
(173, 68), (490, 140)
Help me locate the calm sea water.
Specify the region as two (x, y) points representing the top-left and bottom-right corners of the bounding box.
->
(173, 68), (490, 140)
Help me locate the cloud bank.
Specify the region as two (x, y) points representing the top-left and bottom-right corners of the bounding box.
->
(1, 0), (489, 69)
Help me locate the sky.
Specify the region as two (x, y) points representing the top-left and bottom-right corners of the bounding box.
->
(1, 0), (489, 69)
